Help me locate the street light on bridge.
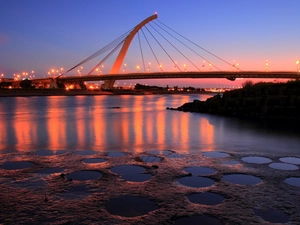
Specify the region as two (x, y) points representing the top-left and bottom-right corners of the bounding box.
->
(30, 70), (34, 79)
(174, 61), (177, 72)
(296, 60), (300, 78)
(232, 60), (239, 71)
(123, 63), (127, 73)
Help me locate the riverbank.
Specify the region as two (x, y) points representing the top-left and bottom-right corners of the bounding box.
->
(168, 80), (300, 124)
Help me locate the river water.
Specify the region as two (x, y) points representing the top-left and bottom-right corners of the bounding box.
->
(0, 94), (299, 155)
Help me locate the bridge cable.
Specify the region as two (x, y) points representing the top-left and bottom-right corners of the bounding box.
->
(153, 21), (219, 71)
(156, 20), (240, 71)
(62, 28), (133, 76)
(87, 40), (125, 75)
(144, 26), (170, 72)
(145, 26), (184, 72)
(137, 32), (146, 73)
(149, 23), (201, 72)
(140, 28), (162, 72)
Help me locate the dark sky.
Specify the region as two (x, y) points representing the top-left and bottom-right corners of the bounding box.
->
(1, 0), (299, 87)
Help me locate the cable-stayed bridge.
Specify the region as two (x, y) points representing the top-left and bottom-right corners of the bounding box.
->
(16, 14), (300, 89)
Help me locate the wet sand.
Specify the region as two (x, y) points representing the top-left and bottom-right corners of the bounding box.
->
(0, 150), (300, 224)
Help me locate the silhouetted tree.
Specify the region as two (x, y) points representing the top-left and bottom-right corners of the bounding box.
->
(0, 82), (12, 88)
(20, 79), (35, 89)
(242, 80), (254, 88)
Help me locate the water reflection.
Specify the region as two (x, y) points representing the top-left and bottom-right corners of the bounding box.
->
(0, 94), (300, 155)
(14, 98), (38, 150)
(47, 97), (67, 149)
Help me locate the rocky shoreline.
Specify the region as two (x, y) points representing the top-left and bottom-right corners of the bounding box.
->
(167, 80), (300, 125)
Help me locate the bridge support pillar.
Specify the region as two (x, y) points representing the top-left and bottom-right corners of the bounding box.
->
(49, 78), (58, 89)
(104, 80), (115, 89)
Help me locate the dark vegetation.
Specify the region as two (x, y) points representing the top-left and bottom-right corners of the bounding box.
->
(0, 82), (12, 88)
(168, 80), (300, 124)
(134, 83), (205, 92)
(19, 78), (35, 89)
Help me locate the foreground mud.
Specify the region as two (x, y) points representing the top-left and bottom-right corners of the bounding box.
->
(0, 150), (300, 225)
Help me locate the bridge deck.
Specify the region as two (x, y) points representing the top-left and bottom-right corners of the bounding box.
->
(57, 71), (299, 82)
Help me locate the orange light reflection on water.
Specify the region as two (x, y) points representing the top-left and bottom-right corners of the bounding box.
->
(0, 118), (8, 150)
(178, 95), (193, 152)
(0, 95), (218, 153)
(13, 98), (37, 150)
(179, 113), (189, 152)
(199, 117), (215, 151)
(75, 97), (87, 149)
(155, 97), (166, 149)
(92, 98), (106, 150)
(133, 97), (144, 152)
(47, 97), (67, 150)
(119, 110), (130, 150)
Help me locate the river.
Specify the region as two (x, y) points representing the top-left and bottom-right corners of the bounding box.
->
(0, 94), (299, 155)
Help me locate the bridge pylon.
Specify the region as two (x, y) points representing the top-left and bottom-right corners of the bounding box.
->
(104, 14), (158, 89)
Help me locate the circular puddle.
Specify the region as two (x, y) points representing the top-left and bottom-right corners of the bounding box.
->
(135, 156), (161, 163)
(184, 166), (216, 176)
(1, 161), (34, 170)
(82, 158), (106, 164)
(187, 192), (225, 205)
(36, 167), (64, 174)
(107, 152), (127, 157)
(223, 174), (261, 185)
(269, 163), (299, 171)
(177, 176), (215, 188)
(105, 195), (157, 217)
(202, 152), (229, 158)
(75, 150), (96, 156)
(36, 149), (68, 156)
(110, 165), (151, 182)
(279, 157), (300, 165)
(173, 214), (222, 225)
(253, 209), (289, 223)
(284, 177), (300, 187)
(66, 170), (102, 181)
(241, 156), (272, 164)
